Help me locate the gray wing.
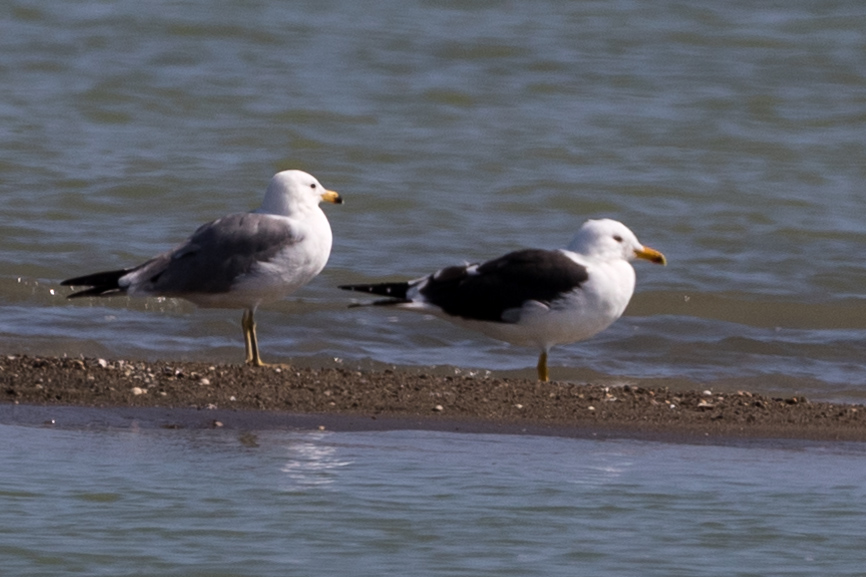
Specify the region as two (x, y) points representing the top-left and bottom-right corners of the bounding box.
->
(131, 212), (301, 295)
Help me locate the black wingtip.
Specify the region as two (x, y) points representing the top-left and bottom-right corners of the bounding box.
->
(338, 282), (411, 299)
(65, 287), (123, 299)
(347, 298), (411, 308)
(339, 284), (379, 293)
(60, 268), (129, 298)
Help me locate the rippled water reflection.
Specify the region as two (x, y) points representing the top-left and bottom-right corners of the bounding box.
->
(3, 415), (866, 576)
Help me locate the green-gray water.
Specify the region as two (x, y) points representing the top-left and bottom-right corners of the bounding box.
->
(4, 0), (865, 400)
(2, 2), (866, 574)
(3, 406), (866, 577)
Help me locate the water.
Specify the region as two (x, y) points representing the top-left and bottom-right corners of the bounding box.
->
(3, 1), (866, 573)
(3, 0), (866, 400)
(2, 409), (866, 577)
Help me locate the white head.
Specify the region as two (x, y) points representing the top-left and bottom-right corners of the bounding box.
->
(566, 219), (666, 265)
(256, 170), (342, 216)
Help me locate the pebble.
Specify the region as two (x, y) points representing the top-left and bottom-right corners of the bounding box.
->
(131, 387), (145, 395)
(433, 404), (444, 412)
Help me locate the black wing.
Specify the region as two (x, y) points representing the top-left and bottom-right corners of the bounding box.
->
(419, 249), (589, 323)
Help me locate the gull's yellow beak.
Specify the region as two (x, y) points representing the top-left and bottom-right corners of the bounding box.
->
(321, 189), (343, 205)
(635, 245), (666, 265)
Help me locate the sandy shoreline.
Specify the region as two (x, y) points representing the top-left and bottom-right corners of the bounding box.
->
(3, 354), (866, 442)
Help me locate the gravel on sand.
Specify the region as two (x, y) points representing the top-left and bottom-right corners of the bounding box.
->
(3, 354), (866, 442)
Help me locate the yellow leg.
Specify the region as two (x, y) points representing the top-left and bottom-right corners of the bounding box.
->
(242, 309), (265, 367)
(536, 350), (549, 382)
(242, 308), (289, 368)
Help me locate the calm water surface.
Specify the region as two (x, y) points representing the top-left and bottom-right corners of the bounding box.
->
(2, 2), (866, 572)
(2, 412), (866, 577)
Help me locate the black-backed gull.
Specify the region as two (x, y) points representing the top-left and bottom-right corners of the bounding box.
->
(340, 218), (665, 381)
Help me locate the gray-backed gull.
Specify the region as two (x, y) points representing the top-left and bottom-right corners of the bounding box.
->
(62, 170), (342, 367)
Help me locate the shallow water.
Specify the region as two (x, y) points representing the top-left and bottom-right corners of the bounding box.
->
(2, 411), (866, 577)
(3, 0), (866, 401)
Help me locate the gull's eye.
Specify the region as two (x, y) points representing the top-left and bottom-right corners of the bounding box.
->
(613, 235), (623, 243)
(310, 183), (317, 189)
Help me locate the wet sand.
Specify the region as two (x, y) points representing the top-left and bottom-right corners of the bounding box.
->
(3, 354), (866, 442)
